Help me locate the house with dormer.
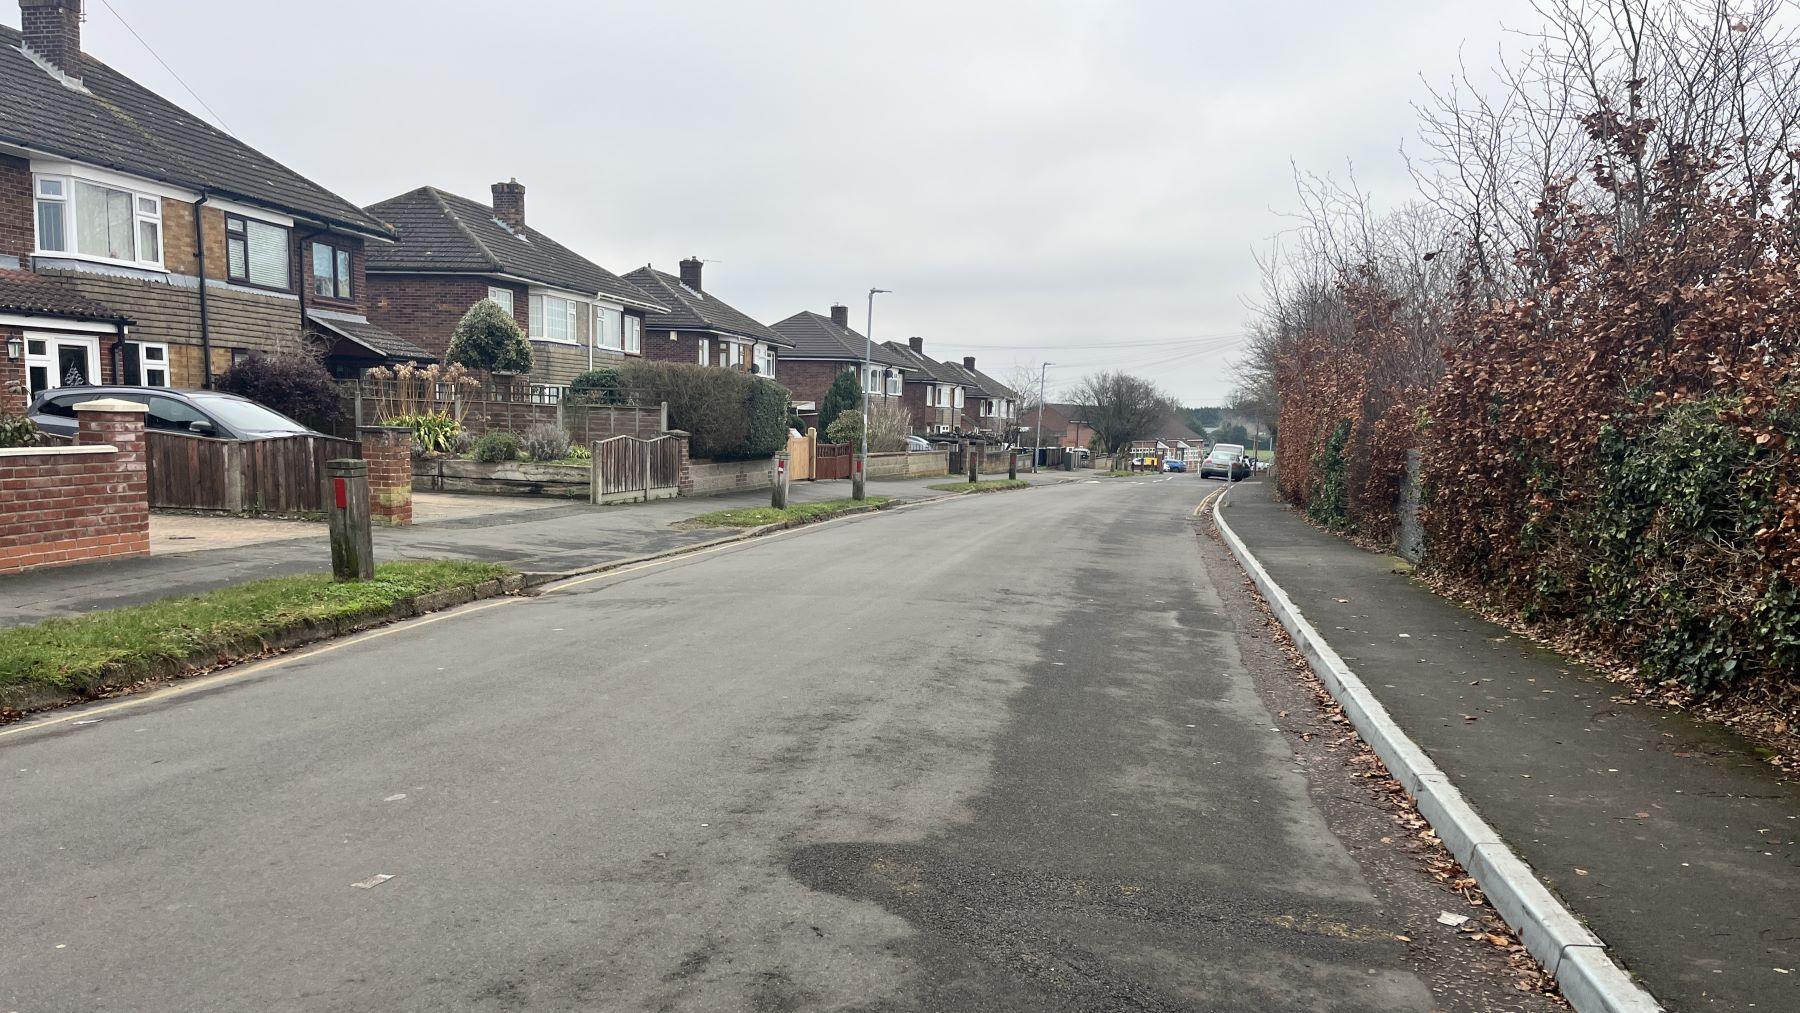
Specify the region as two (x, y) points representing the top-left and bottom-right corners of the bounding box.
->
(362, 181), (665, 390)
(621, 259), (791, 378)
(769, 305), (915, 426)
(0, 0), (426, 411)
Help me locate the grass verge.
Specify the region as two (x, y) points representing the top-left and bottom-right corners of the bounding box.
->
(926, 479), (1030, 494)
(679, 497), (891, 529)
(0, 560), (512, 716)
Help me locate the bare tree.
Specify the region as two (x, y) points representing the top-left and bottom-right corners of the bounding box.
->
(1069, 372), (1176, 454)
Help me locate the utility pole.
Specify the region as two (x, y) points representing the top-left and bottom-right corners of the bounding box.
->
(1031, 361), (1051, 473)
(856, 287), (890, 501)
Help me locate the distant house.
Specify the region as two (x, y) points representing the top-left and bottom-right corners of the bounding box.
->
(0, 0), (424, 411)
(1037, 402), (1097, 450)
(945, 356), (1021, 437)
(882, 337), (971, 434)
(769, 305), (915, 426)
(621, 259), (791, 377)
(1130, 417), (1209, 463)
(362, 181), (665, 389)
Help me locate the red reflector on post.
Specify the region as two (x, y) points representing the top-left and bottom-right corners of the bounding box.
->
(333, 477), (347, 509)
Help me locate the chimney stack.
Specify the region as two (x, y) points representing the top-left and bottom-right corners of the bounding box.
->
(908, 336), (923, 354)
(491, 179), (526, 231)
(21, 0), (83, 79)
(679, 257), (704, 292)
(829, 304), (849, 329)
(963, 356), (977, 372)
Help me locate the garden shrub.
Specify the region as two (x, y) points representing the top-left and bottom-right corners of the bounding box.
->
(825, 409), (862, 446)
(472, 431), (521, 463)
(818, 368), (861, 436)
(383, 411), (460, 454)
(446, 299), (532, 374)
(618, 361), (791, 460)
(215, 350), (340, 426)
(522, 421), (572, 462)
(570, 368), (623, 402)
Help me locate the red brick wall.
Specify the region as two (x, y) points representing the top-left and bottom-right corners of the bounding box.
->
(366, 274), (527, 361)
(0, 403), (149, 574)
(0, 153), (32, 263)
(641, 326), (708, 365)
(359, 426), (412, 526)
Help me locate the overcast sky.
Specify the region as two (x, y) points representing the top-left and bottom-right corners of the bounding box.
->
(27, 0), (1535, 405)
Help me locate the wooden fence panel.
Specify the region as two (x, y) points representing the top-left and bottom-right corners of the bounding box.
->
(145, 432), (358, 513)
(815, 442), (852, 480)
(786, 431), (815, 481)
(648, 437), (682, 494)
(145, 432), (235, 510)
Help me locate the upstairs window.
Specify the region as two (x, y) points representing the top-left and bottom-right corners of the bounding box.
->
(34, 174), (163, 267)
(595, 306), (624, 351)
(755, 342), (774, 376)
(624, 315), (642, 355)
(697, 340), (710, 366)
(529, 294), (580, 342)
(886, 371), (902, 396)
(311, 241), (352, 299)
(226, 214), (291, 289)
(953, 387), (964, 408)
(865, 366), (883, 393)
(486, 286), (514, 314)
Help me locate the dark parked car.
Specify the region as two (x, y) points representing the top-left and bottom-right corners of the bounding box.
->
(1198, 448), (1251, 481)
(29, 386), (321, 441)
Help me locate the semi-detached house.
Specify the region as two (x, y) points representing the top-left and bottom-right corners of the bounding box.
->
(0, 0), (427, 413)
(621, 259), (791, 377)
(769, 304), (915, 426)
(362, 181), (665, 391)
(947, 356), (1021, 437)
(882, 336), (971, 434)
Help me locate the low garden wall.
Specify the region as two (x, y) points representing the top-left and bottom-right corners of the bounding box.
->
(865, 450), (950, 479)
(686, 458), (774, 497)
(412, 458), (589, 498)
(1, 399), (150, 574)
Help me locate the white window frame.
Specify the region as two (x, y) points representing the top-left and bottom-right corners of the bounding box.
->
(754, 342), (774, 376)
(624, 315), (642, 355)
(953, 387), (965, 409)
(886, 371), (902, 396)
(33, 173), (165, 270)
(225, 212), (291, 290)
(486, 287), (514, 315)
(697, 339), (710, 366)
(595, 305), (624, 351)
(529, 293), (581, 343)
(865, 365), (883, 393)
(127, 340), (170, 387)
(23, 331), (102, 398)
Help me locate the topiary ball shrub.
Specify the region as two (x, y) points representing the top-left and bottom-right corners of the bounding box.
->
(472, 431), (522, 463)
(215, 351), (340, 426)
(570, 368), (622, 403)
(522, 421), (572, 462)
(447, 299), (533, 375)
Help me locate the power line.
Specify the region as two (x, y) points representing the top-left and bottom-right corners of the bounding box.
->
(952, 332), (1247, 351)
(92, 0), (234, 136)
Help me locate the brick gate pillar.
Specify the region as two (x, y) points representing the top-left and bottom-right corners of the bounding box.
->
(73, 396), (150, 560)
(668, 430), (693, 496)
(358, 425), (413, 526)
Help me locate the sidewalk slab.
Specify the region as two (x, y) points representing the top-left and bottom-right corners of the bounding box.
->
(1222, 479), (1800, 1011)
(0, 470), (1078, 629)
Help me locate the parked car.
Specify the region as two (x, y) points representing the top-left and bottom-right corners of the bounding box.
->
(1199, 448), (1251, 481)
(904, 435), (935, 452)
(1164, 459), (1188, 473)
(29, 386), (321, 441)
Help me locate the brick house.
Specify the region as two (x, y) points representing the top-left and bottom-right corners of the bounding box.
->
(362, 182), (665, 390)
(620, 259), (791, 378)
(769, 305), (915, 427)
(0, 0), (427, 413)
(1038, 402), (1097, 450)
(945, 356), (1021, 438)
(880, 337), (972, 434)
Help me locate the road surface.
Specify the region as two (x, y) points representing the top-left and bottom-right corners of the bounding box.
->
(1, 477), (1553, 1011)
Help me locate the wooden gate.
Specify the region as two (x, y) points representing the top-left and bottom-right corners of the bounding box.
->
(146, 431), (360, 513)
(814, 441), (852, 480)
(594, 434), (682, 503)
(785, 429), (816, 481)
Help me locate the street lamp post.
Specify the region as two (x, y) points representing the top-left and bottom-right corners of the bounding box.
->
(1031, 362), (1051, 473)
(855, 287), (890, 501)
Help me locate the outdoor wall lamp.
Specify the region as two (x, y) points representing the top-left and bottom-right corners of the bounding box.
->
(5, 336), (20, 360)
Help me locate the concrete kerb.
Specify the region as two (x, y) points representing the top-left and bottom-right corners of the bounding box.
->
(1211, 485), (1662, 1013)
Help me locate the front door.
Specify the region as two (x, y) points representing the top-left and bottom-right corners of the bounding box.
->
(23, 332), (102, 399)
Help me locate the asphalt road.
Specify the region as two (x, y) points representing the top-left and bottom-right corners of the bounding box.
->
(0, 476), (1554, 1012)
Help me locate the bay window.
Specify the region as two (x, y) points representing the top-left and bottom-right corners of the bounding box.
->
(595, 306), (624, 351)
(226, 213), (290, 289)
(310, 241), (351, 299)
(624, 315), (642, 354)
(529, 293), (580, 342)
(34, 174), (163, 267)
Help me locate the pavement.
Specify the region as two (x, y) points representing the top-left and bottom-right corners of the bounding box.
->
(0, 471), (1077, 629)
(1222, 477), (1800, 1011)
(0, 474), (1553, 1012)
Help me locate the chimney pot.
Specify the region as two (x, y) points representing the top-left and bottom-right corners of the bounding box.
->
(829, 304), (849, 329)
(908, 336), (923, 354)
(963, 356), (976, 372)
(491, 179), (526, 231)
(21, 0), (83, 78)
(679, 257), (704, 292)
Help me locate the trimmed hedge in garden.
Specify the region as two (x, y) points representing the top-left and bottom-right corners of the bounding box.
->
(619, 361), (789, 460)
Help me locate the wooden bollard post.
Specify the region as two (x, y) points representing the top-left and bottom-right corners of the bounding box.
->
(326, 458), (373, 581)
(967, 446), (979, 483)
(772, 452), (790, 508)
(852, 454), (866, 501)
(1008, 450), (1018, 480)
